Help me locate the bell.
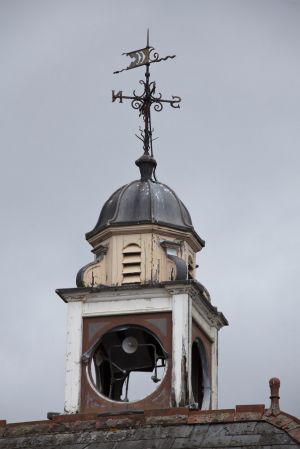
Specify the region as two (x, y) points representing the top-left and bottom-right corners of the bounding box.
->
(121, 336), (138, 354)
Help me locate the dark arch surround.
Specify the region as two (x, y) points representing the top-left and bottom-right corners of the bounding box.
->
(80, 312), (173, 413)
(88, 324), (168, 403)
(191, 337), (211, 409)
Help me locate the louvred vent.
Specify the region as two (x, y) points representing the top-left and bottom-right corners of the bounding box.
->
(122, 244), (141, 284)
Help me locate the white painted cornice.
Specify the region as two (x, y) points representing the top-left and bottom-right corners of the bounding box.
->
(87, 223), (203, 253)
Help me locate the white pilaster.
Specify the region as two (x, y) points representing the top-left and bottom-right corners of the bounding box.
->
(64, 301), (83, 413)
(210, 327), (218, 409)
(172, 293), (191, 407)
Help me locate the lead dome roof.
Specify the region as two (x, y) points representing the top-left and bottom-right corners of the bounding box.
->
(86, 155), (204, 246)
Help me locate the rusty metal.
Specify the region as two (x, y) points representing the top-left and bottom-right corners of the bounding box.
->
(112, 30), (181, 161)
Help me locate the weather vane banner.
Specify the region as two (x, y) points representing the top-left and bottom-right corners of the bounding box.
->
(122, 47), (150, 71)
(113, 47), (176, 74)
(113, 31), (176, 74)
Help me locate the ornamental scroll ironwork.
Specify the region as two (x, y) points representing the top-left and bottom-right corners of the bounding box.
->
(112, 31), (181, 158)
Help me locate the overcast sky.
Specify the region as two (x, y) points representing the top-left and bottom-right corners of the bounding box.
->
(0, 0), (300, 423)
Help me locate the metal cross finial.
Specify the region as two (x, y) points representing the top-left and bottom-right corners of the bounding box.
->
(112, 32), (181, 158)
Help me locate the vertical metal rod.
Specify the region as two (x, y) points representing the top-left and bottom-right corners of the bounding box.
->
(124, 372), (130, 402)
(144, 61), (151, 156)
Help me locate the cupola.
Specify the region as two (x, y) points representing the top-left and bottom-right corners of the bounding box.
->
(57, 34), (227, 416)
(77, 152), (204, 289)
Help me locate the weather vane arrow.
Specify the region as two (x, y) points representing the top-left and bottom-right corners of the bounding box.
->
(112, 30), (182, 163)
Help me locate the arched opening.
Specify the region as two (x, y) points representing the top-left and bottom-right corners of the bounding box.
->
(191, 338), (210, 409)
(89, 325), (167, 402)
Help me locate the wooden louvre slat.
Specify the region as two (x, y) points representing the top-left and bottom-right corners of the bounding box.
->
(123, 244), (141, 254)
(122, 264), (141, 274)
(122, 255), (141, 264)
(122, 274), (141, 283)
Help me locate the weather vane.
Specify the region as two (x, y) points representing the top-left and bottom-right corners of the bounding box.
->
(112, 30), (181, 160)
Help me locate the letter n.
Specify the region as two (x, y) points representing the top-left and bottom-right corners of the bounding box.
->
(112, 90), (123, 103)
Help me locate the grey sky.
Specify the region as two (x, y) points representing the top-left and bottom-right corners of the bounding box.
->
(0, 0), (299, 422)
